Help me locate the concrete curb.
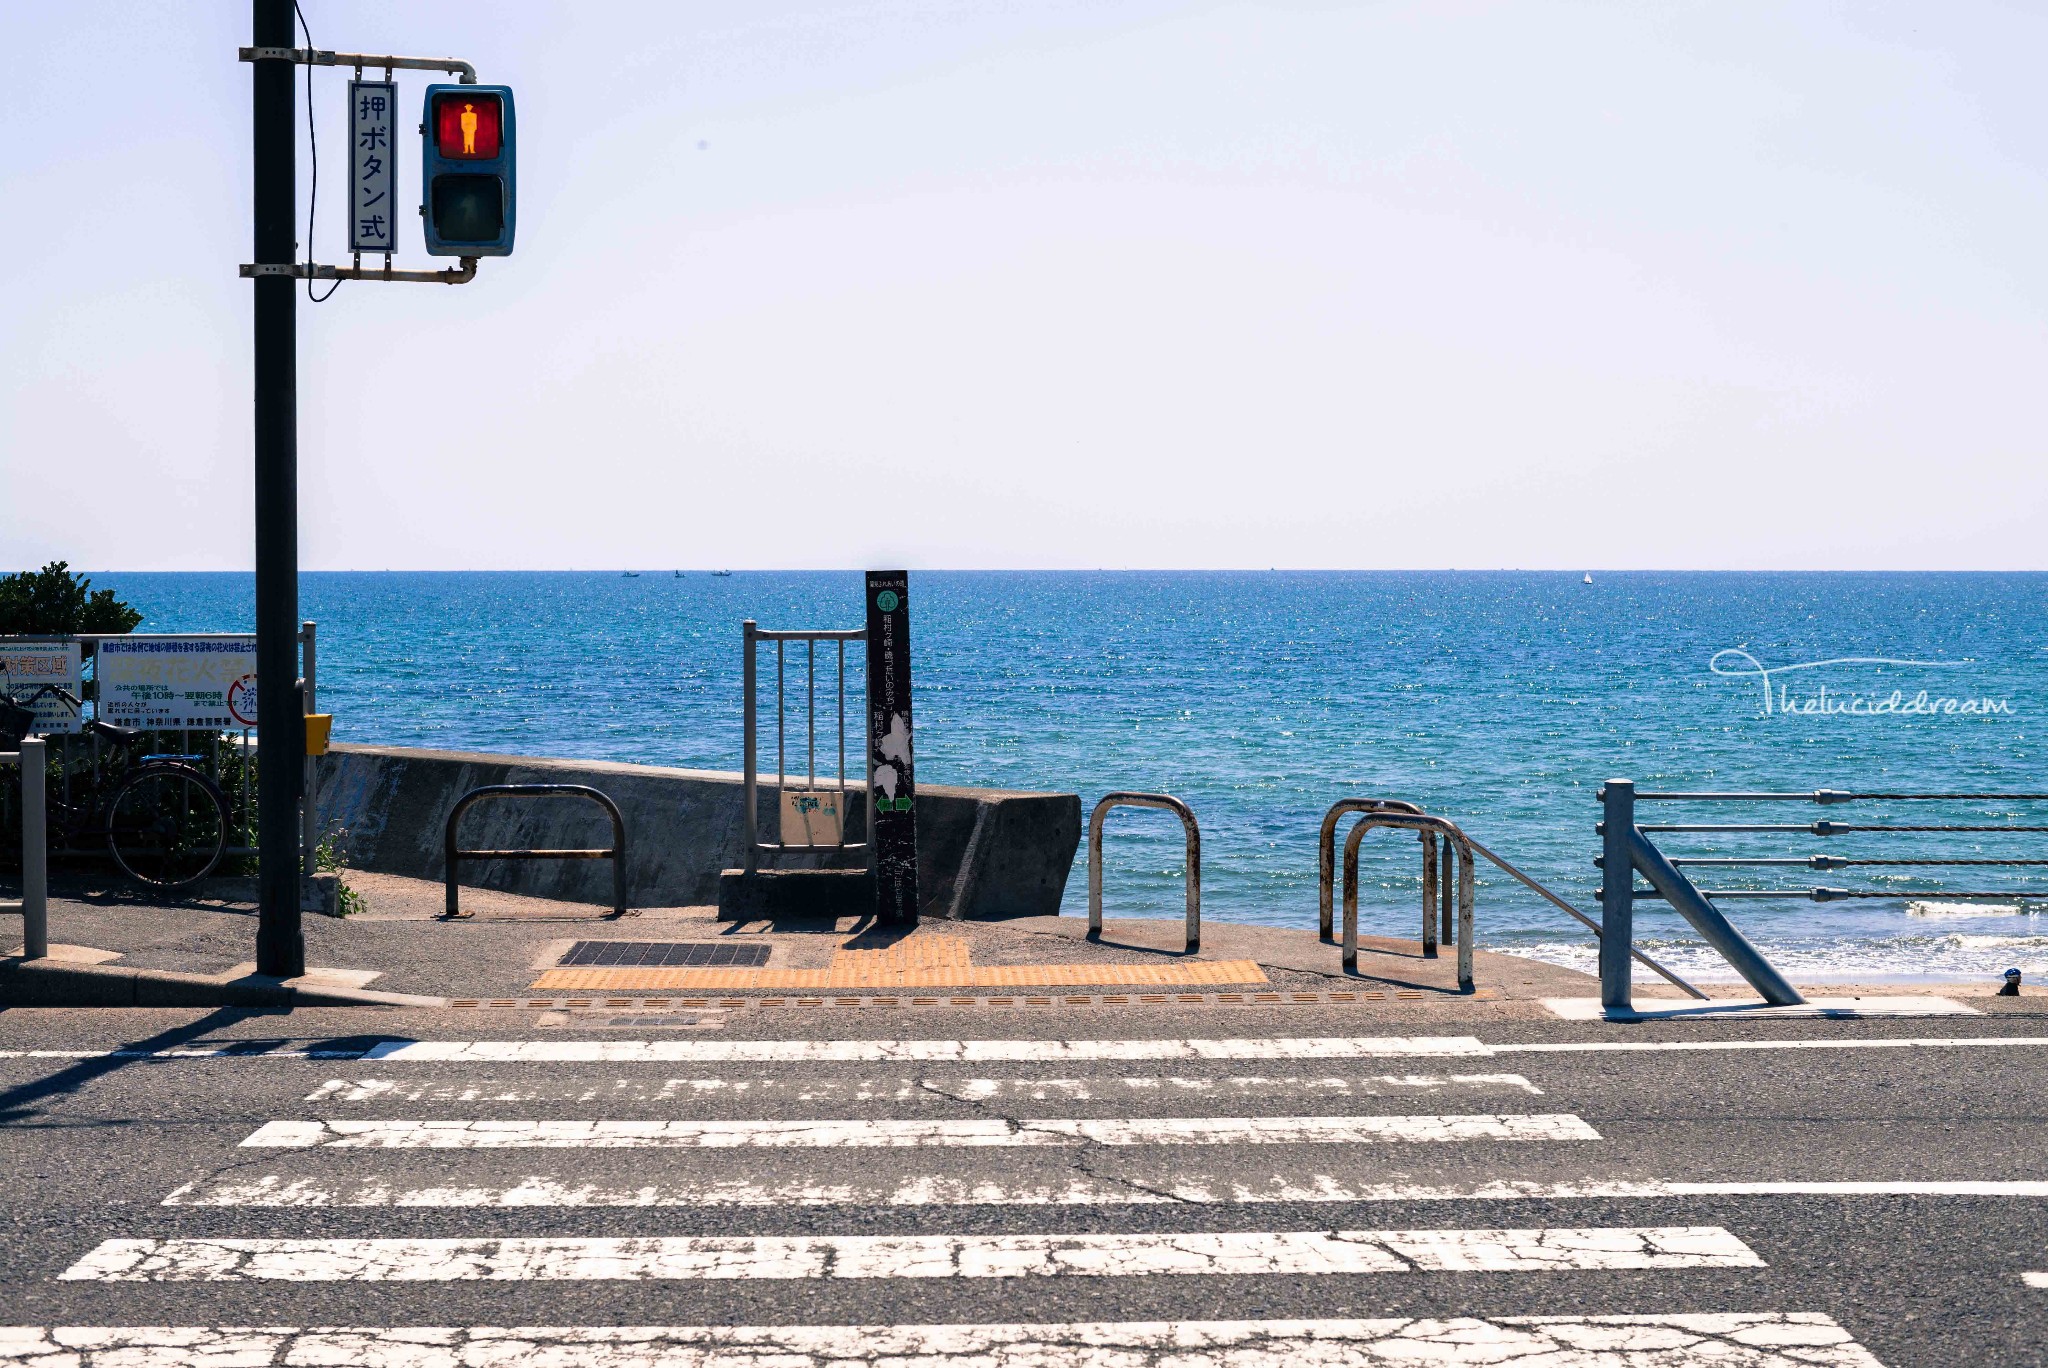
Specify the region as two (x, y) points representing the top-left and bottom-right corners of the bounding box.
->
(0, 957), (446, 1009)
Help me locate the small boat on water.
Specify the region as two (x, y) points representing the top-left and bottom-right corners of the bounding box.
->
(674, 571), (684, 578)
(622, 571), (641, 578)
(1582, 573), (1594, 585)
(711, 569), (733, 578)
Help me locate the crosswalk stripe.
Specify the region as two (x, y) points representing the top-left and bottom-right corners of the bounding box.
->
(301, 1072), (1545, 1103)
(239, 1113), (1600, 1150)
(2022, 1271), (2048, 1287)
(360, 1037), (1491, 1061)
(164, 1174), (1669, 1208)
(157, 1174), (2048, 1208)
(0, 1316), (1887, 1367)
(60, 1227), (1761, 1281)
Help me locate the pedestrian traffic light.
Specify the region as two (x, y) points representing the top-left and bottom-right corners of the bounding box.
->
(420, 84), (516, 256)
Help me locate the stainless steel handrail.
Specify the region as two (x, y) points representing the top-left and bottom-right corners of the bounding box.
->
(1317, 799), (1425, 940)
(1340, 812), (1473, 991)
(1088, 792), (1200, 954)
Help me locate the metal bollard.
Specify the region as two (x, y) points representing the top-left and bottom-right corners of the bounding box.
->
(2, 738), (48, 960)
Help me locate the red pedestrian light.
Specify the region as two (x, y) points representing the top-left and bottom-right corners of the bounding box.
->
(433, 93), (502, 160)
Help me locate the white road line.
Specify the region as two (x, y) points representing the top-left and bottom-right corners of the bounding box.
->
(2023, 1271), (2048, 1288)
(0, 1316), (1887, 1368)
(240, 1113), (1599, 1149)
(59, 1227), (1760, 1282)
(301, 1072), (1543, 1103)
(8, 1034), (2048, 1063)
(0, 1048), (368, 1060)
(1672, 1181), (2048, 1197)
(158, 1174), (2048, 1209)
(1493, 1035), (2048, 1054)
(361, 1037), (1492, 1061)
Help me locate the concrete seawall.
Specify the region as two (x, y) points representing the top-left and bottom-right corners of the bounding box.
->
(310, 744), (1080, 920)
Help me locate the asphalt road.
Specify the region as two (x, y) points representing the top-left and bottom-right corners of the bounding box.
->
(2, 1003), (2045, 1366)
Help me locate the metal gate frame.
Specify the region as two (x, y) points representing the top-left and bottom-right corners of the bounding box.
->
(740, 620), (867, 874)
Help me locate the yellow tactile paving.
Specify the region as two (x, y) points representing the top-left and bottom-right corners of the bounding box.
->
(531, 935), (1269, 992)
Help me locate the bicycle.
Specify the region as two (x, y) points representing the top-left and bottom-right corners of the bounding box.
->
(1, 682), (232, 891)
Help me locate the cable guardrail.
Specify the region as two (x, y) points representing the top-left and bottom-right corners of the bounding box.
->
(1597, 782), (2048, 1015)
(1460, 830), (1705, 1000)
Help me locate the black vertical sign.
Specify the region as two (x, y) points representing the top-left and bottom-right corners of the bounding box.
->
(866, 570), (917, 925)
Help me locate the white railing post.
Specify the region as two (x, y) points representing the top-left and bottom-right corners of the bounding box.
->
(3, 737), (47, 959)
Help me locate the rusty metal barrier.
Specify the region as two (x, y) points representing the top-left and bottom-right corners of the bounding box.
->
(1089, 792), (1200, 954)
(1318, 799), (1427, 941)
(443, 783), (628, 919)
(1341, 811), (1475, 990)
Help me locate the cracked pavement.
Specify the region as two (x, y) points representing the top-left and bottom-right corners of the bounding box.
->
(3, 1002), (2047, 1366)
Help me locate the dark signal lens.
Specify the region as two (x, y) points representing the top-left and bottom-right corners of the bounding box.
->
(431, 174), (504, 242)
(434, 94), (502, 159)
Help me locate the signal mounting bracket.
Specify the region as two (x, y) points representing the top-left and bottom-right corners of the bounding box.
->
(239, 258), (479, 285)
(238, 46), (478, 84)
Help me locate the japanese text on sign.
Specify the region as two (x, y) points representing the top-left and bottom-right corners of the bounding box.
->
(97, 637), (258, 731)
(0, 641), (83, 734)
(349, 79), (398, 253)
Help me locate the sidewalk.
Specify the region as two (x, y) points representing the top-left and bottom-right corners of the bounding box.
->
(5, 869), (2028, 1017)
(3, 869), (1582, 1009)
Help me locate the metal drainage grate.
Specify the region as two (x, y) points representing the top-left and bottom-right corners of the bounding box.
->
(560, 941), (772, 968)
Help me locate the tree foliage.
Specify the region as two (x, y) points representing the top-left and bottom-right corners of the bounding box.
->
(0, 562), (144, 636)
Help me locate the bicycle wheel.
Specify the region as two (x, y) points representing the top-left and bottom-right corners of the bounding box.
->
(105, 765), (228, 890)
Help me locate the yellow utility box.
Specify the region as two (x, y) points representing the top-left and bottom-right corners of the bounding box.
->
(304, 713), (334, 755)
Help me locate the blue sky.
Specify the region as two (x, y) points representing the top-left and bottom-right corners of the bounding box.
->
(5, 2), (2046, 570)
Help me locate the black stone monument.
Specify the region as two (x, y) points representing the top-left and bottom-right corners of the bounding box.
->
(865, 570), (917, 925)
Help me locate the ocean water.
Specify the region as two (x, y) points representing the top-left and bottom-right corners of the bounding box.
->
(96, 570), (2048, 984)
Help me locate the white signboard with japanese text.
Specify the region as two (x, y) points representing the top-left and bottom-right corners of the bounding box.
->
(0, 641), (83, 734)
(97, 637), (258, 731)
(349, 79), (399, 253)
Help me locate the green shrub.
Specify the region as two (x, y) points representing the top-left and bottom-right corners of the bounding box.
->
(0, 562), (143, 637)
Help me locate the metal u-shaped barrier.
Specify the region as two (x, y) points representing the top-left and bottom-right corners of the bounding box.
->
(444, 783), (628, 919)
(1318, 798), (1429, 941)
(1342, 812), (1475, 992)
(1088, 792), (1200, 954)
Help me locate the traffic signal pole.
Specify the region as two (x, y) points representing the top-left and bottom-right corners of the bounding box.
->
(251, 0), (306, 979)
(240, 14), (493, 978)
